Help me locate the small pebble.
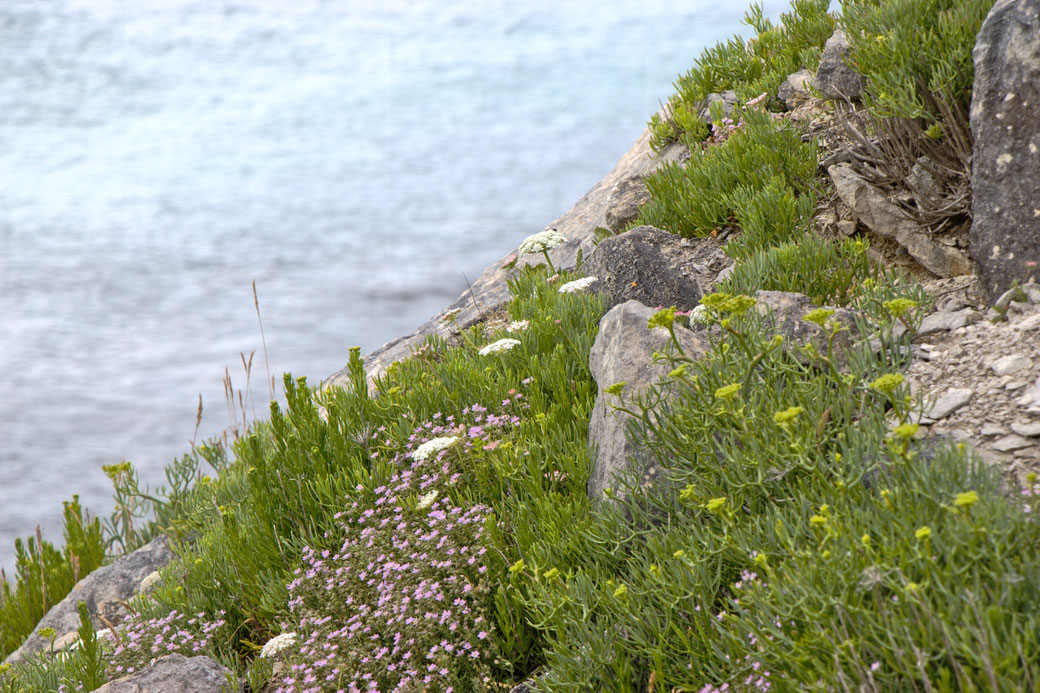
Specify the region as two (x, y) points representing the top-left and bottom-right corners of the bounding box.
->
(992, 354), (1032, 376)
(980, 423), (1006, 436)
(1009, 301), (1032, 313)
(922, 388), (973, 421)
(1013, 313), (1040, 331)
(1011, 421), (1040, 437)
(993, 435), (1033, 452)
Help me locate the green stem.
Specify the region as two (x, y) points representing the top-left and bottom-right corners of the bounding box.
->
(541, 249), (557, 275)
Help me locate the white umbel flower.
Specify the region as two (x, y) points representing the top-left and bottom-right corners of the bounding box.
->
(690, 304), (711, 325)
(558, 276), (598, 294)
(416, 489), (439, 510)
(518, 229), (566, 255)
(505, 320), (529, 333)
(478, 338), (521, 356)
(261, 632), (298, 658)
(412, 436), (460, 461)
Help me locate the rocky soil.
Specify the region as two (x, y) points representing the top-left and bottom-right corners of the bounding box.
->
(907, 280), (1040, 487)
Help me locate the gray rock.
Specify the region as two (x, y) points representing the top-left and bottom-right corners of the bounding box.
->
(587, 301), (709, 502)
(994, 284), (1037, 310)
(917, 309), (980, 336)
(139, 570), (162, 594)
(969, 0), (1040, 302)
(777, 69), (815, 108)
(829, 163), (971, 277)
(1011, 421), (1040, 437)
(94, 654), (236, 693)
(993, 434), (1033, 452)
(980, 422), (1007, 436)
(324, 119), (688, 390)
(922, 388), (973, 421)
(700, 90), (740, 121)
(603, 176), (651, 233)
(583, 226), (705, 311)
(508, 677), (541, 693)
(754, 291), (863, 370)
(5, 535), (175, 665)
(837, 220), (858, 237)
(1013, 313), (1040, 331)
(1022, 376), (1040, 403)
(814, 29), (864, 101)
(991, 354), (1032, 376)
(714, 263), (735, 284)
(907, 157), (945, 211)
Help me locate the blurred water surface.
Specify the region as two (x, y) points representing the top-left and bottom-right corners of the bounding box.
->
(0, 0), (788, 573)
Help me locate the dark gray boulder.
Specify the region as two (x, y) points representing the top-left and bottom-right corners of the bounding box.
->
(94, 654), (237, 693)
(969, 0), (1040, 302)
(4, 535), (175, 665)
(583, 226), (709, 311)
(587, 301), (709, 503)
(815, 29), (864, 101)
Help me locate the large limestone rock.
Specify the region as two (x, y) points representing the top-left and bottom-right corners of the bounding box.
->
(94, 654), (236, 693)
(587, 301), (709, 503)
(583, 226), (712, 311)
(4, 535), (175, 665)
(325, 122), (687, 390)
(814, 29), (864, 101)
(969, 0), (1040, 302)
(829, 163), (971, 277)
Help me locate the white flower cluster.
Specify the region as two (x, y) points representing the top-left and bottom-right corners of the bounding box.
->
(260, 632), (298, 659)
(505, 320), (529, 333)
(416, 489), (439, 510)
(690, 304), (711, 325)
(478, 338), (521, 356)
(518, 229), (566, 255)
(558, 276), (598, 294)
(411, 436), (460, 461)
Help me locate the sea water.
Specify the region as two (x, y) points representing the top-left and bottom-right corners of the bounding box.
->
(0, 0), (789, 574)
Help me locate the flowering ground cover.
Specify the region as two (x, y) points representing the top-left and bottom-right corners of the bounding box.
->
(3, 0), (1032, 690)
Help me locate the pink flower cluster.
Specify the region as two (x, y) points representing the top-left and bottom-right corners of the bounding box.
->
(276, 404), (517, 692)
(103, 609), (227, 676)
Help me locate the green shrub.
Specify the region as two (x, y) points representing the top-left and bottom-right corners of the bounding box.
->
(725, 176), (818, 261)
(841, 0), (993, 122)
(837, 0), (995, 229)
(0, 603), (107, 693)
(650, 0), (834, 150)
(638, 109), (817, 239)
(720, 235), (871, 305)
(0, 498), (105, 660)
(514, 292), (1040, 690)
(83, 267), (607, 688)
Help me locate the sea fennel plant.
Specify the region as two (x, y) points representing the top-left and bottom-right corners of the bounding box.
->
(515, 293), (1040, 690)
